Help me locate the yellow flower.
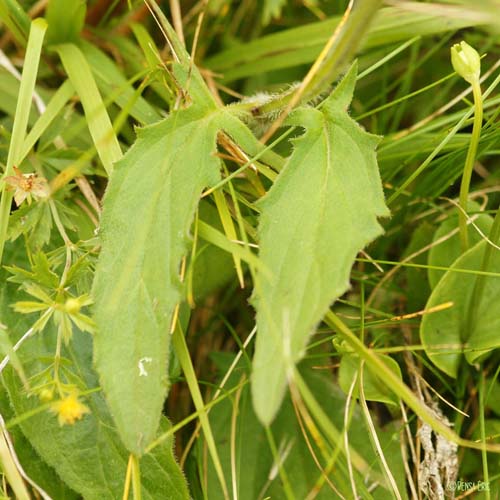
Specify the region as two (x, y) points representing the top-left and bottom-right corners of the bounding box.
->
(50, 392), (90, 426)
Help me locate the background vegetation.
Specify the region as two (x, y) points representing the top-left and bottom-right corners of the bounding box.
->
(0, 0), (499, 498)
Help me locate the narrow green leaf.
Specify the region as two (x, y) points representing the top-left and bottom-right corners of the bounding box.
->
(131, 22), (163, 69)
(0, 18), (47, 265)
(12, 301), (49, 313)
(171, 316), (229, 499)
(213, 189), (244, 286)
(79, 42), (162, 126)
(93, 104), (223, 454)
(197, 220), (266, 274)
(55, 43), (122, 175)
(20, 79), (75, 162)
(251, 63), (389, 425)
(0, 0), (30, 46)
(206, 7), (486, 82)
(45, 0), (86, 45)
(421, 240), (500, 377)
(0, 432), (30, 500)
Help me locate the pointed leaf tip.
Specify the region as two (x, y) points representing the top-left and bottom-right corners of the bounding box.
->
(323, 61), (358, 111)
(252, 66), (388, 424)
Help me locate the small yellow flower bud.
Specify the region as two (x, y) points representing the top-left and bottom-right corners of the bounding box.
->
(451, 41), (480, 84)
(64, 298), (81, 314)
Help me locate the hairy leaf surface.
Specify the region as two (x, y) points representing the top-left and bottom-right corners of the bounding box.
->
(92, 103), (225, 454)
(252, 64), (389, 425)
(91, 25), (281, 451)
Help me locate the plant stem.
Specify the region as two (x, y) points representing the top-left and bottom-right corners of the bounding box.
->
(49, 200), (73, 287)
(131, 454), (141, 500)
(122, 454), (133, 500)
(459, 79), (483, 251)
(53, 329), (63, 396)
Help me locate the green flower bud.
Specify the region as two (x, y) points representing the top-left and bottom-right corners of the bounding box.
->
(39, 388), (54, 402)
(451, 41), (480, 84)
(64, 297), (81, 315)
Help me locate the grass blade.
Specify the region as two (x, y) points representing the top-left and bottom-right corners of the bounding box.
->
(56, 43), (122, 175)
(0, 18), (47, 264)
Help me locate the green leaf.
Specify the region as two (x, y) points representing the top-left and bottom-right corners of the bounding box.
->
(6, 252), (59, 289)
(92, 5), (257, 463)
(12, 301), (49, 313)
(55, 43), (122, 176)
(7, 201), (53, 252)
(0, 0), (30, 46)
(403, 220), (434, 311)
(92, 102), (231, 454)
(420, 240), (500, 377)
(0, 283), (190, 500)
(20, 79), (75, 162)
(45, 0), (86, 45)
(251, 63), (389, 425)
(427, 203), (492, 289)
(339, 352), (402, 406)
